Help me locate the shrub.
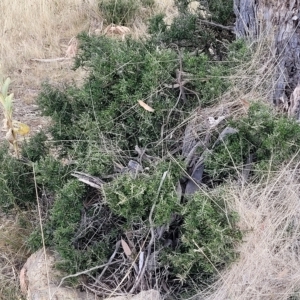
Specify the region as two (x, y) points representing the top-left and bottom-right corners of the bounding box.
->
(164, 187), (241, 285)
(38, 32), (241, 157)
(206, 0), (234, 25)
(31, 24), (251, 296)
(205, 102), (300, 181)
(28, 179), (113, 273)
(0, 143), (35, 210)
(103, 160), (183, 225)
(21, 131), (48, 162)
(5, 10), (252, 298)
(149, 0), (235, 56)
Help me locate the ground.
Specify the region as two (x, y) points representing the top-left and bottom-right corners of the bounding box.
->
(2, 1), (300, 300)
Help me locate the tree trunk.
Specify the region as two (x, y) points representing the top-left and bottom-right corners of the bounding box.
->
(234, 0), (300, 119)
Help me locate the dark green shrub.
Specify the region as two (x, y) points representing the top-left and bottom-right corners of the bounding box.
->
(140, 0), (155, 7)
(205, 102), (300, 181)
(99, 0), (155, 26)
(166, 13), (197, 44)
(104, 160), (183, 225)
(21, 131), (48, 162)
(32, 30), (252, 294)
(0, 143), (35, 210)
(11, 11), (253, 297)
(38, 35), (181, 152)
(206, 0), (234, 25)
(149, 0), (235, 55)
(28, 178), (126, 274)
(38, 33), (242, 156)
(164, 187), (241, 282)
(35, 156), (70, 192)
(148, 13), (167, 35)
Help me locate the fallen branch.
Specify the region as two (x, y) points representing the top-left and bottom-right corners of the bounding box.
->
(30, 57), (71, 62)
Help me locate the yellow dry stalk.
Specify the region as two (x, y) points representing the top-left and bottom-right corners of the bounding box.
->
(0, 77), (30, 157)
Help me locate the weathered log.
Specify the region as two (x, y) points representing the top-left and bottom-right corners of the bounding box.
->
(234, 0), (300, 119)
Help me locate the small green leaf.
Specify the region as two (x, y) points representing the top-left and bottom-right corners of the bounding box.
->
(1, 77), (11, 98)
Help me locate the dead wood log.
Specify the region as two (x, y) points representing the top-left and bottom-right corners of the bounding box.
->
(234, 0), (300, 117)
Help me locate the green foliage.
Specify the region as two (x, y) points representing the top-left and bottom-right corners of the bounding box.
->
(28, 179), (110, 273)
(32, 27), (251, 294)
(0, 143), (35, 210)
(166, 13), (197, 44)
(205, 0), (234, 25)
(183, 52), (230, 105)
(38, 33), (241, 156)
(165, 188), (241, 281)
(227, 38), (250, 62)
(35, 156), (69, 192)
(21, 131), (48, 162)
(39, 35), (181, 152)
(149, 12), (198, 47)
(148, 13), (167, 35)
(140, 0), (155, 7)
(3, 9), (252, 297)
(174, 0), (191, 12)
(104, 160), (183, 225)
(149, 0), (235, 54)
(205, 103), (300, 181)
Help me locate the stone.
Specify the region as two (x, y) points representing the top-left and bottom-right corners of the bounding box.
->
(20, 248), (97, 300)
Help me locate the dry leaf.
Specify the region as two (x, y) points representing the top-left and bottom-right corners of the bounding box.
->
(19, 267), (28, 295)
(121, 238), (132, 258)
(5, 128), (15, 143)
(241, 99), (250, 109)
(2, 118), (8, 131)
(65, 37), (78, 58)
(104, 24), (130, 35)
(138, 100), (154, 112)
(104, 25), (131, 40)
(12, 121), (30, 135)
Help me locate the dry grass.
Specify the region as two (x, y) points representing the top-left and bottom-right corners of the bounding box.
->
(0, 211), (34, 299)
(0, 0), (177, 84)
(0, 0), (100, 94)
(193, 160), (300, 300)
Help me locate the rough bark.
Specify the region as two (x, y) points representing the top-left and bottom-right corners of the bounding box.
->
(234, 0), (300, 119)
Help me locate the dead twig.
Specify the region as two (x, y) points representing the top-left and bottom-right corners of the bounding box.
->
(95, 241), (121, 284)
(129, 171), (169, 294)
(55, 259), (123, 292)
(30, 57), (71, 62)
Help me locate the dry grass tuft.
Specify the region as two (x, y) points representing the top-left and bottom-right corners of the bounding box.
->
(0, 211), (34, 299)
(0, 0), (99, 72)
(0, 0), (101, 95)
(195, 159), (300, 299)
